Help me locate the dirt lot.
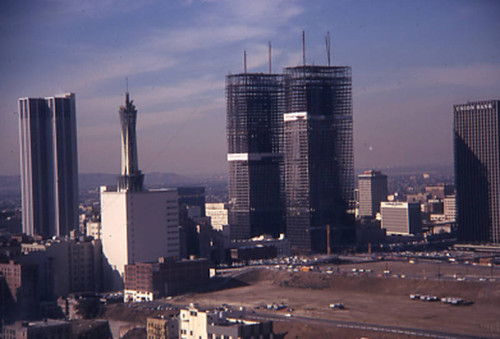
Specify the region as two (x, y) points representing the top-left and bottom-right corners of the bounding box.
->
(171, 267), (500, 338)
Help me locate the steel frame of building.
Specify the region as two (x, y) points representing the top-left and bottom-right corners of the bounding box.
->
(283, 66), (354, 252)
(226, 66), (355, 252)
(226, 73), (285, 239)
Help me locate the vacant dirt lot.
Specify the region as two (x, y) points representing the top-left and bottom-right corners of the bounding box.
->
(172, 268), (500, 338)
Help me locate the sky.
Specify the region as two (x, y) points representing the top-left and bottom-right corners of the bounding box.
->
(0, 0), (499, 176)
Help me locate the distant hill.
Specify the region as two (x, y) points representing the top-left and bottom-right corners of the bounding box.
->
(78, 172), (194, 192)
(355, 164), (453, 177)
(0, 172), (226, 202)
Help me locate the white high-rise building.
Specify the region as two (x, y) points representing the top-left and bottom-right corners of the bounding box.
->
(101, 187), (180, 276)
(100, 91), (180, 288)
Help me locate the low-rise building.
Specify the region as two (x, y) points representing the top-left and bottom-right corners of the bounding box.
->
(231, 234), (290, 257)
(3, 320), (71, 339)
(230, 246), (277, 262)
(209, 318), (274, 339)
(179, 304), (276, 339)
(124, 257), (209, 302)
(355, 220), (386, 247)
(21, 236), (103, 296)
(147, 315), (179, 339)
(0, 260), (39, 320)
(85, 221), (102, 240)
(71, 319), (112, 339)
(205, 203), (229, 233)
(425, 184), (454, 200)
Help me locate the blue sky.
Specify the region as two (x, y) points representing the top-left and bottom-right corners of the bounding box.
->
(1, 0), (499, 176)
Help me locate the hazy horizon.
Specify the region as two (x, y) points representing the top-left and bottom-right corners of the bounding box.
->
(1, 0), (499, 176)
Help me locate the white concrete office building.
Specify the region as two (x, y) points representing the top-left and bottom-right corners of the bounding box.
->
(100, 187), (180, 277)
(381, 202), (422, 236)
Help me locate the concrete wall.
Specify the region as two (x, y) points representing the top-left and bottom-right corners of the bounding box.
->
(101, 187), (180, 287)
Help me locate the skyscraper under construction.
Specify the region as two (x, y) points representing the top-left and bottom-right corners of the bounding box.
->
(283, 66), (355, 252)
(226, 73), (285, 239)
(226, 37), (355, 252)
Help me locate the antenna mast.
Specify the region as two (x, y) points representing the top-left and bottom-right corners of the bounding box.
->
(302, 31), (306, 66)
(244, 50), (247, 73)
(125, 77), (129, 102)
(325, 32), (331, 66)
(268, 41), (272, 74)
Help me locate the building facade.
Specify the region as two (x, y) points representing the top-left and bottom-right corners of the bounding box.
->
(226, 73), (285, 240)
(21, 237), (103, 296)
(18, 93), (79, 237)
(358, 170), (388, 218)
(444, 195), (457, 221)
(180, 304), (275, 339)
(3, 320), (72, 339)
(380, 202), (422, 236)
(425, 184), (454, 200)
(124, 257), (209, 302)
(178, 187), (206, 218)
(205, 203), (229, 234)
(0, 261), (39, 320)
(283, 66), (354, 252)
(231, 234), (290, 257)
(454, 100), (500, 243)
(101, 187), (180, 284)
(147, 316), (179, 339)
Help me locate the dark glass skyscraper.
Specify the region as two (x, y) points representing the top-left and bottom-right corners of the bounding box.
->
(283, 66), (354, 252)
(226, 73), (285, 239)
(18, 93), (79, 237)
(454, 100), (500, 243)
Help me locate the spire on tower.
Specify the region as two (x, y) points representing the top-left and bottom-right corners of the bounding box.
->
(117, 79), (144, 192)
(125, 77), (130, 104)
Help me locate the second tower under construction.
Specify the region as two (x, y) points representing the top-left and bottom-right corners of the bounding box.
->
(283, 66), (355, 253)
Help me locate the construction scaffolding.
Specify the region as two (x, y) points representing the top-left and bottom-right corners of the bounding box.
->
(226, 73), (285, 239)
(283, 66), (354, 252)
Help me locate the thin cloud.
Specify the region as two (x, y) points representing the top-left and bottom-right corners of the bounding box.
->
(357, 63), (500, 97)
(221, 0), (304, 25)
(147, 24), (271, 54)
(79, 75), (224, 128)
(139, 100), (224, 130)
(134, 76), (224, 107)
(73, 53), (178, 92)
(45, 0), (155, 19)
